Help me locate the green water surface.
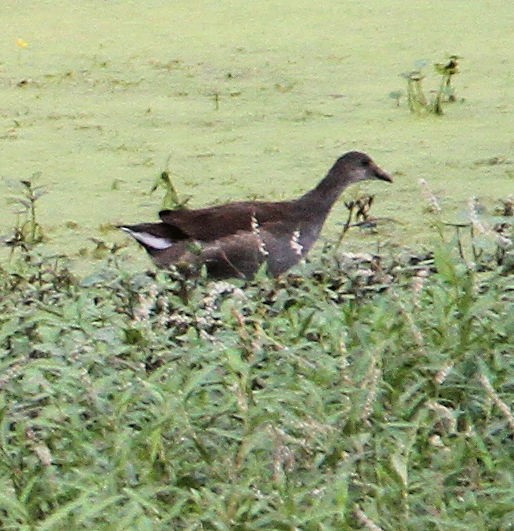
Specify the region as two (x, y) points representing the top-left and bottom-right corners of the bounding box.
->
(1, 1), (512, 268)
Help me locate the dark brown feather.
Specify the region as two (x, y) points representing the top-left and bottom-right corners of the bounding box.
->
(158, 200), (298, 241)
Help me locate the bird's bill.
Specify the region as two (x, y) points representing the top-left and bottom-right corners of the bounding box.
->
(373, 164), (393, 183)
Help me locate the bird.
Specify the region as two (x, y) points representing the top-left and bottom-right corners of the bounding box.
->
(119, 151), (393, 279)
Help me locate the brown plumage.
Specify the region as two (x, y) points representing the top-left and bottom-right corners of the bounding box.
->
(120, 151), (393, 279)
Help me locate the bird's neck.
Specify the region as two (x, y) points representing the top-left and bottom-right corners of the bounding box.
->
(298, 166), (352, 213)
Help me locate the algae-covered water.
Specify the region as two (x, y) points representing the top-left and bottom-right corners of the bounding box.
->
(1, 1), (512, 268)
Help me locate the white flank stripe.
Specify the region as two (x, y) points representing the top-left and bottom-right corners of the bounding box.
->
(121, 227), (174, 250)
(290, 230), (303, 256)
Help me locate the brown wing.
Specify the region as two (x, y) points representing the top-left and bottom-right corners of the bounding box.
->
(158, 200), (298, 241)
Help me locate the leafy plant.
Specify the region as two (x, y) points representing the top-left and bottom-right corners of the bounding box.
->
(3, 173), (46, 253)
(432, 54), (460, 113)
(151, 155), (191, 210)
(397, 55), (461, 115)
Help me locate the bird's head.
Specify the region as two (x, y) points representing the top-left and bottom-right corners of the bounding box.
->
(336, 151), (393, 185)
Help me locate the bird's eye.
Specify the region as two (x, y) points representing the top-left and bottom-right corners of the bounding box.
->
(361, 159), (370, 167)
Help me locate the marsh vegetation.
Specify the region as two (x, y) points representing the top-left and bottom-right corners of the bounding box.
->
(1, 212), (513, 529)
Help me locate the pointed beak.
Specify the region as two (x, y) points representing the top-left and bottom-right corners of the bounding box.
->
(372, 164), (393, 183)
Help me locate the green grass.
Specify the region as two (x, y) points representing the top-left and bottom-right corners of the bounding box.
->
(0, 221), (512, 529)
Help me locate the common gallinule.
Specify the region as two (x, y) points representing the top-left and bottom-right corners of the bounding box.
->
(120, 151), (393, 279)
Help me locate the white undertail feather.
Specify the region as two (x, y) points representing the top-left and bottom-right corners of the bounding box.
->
(120, 227), (174, 250)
